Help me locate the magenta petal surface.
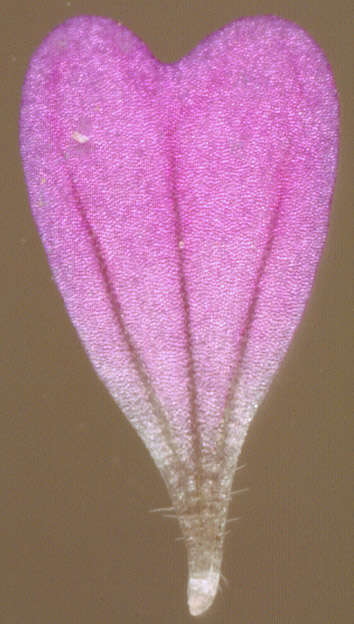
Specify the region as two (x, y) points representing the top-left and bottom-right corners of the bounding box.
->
(20, 15), (338, 615)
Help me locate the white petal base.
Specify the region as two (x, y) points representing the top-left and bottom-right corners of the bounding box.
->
(188, 568), (220, 616)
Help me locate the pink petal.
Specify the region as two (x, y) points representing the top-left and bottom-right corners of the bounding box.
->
(20, 15), (338, 616)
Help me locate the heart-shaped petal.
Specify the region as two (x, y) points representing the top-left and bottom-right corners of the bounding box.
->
(20, 15), (338, 615)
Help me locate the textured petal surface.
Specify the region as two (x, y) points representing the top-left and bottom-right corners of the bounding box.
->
(20, 15), (338, 615)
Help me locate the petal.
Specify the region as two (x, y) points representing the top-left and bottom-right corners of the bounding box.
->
(20, 15), (338, 616)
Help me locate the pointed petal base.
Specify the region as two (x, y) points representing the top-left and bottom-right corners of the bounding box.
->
(172, 488), (230, 616)
(188, 569), (220, 616)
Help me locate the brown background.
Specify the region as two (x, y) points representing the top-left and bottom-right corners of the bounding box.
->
(1, 1), (353, 622)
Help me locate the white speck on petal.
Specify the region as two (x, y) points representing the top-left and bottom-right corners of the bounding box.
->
(72, 131), (90, 144)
